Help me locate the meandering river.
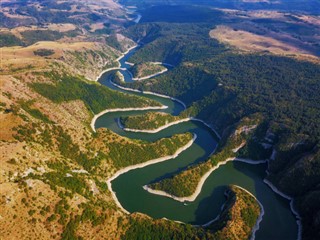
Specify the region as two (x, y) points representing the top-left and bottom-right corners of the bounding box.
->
(94, 47), (298, 239)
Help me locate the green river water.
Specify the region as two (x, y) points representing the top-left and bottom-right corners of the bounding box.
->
(94, 48), (298, 239)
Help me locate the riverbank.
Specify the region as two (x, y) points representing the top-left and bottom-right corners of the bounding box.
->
(130, 62), (169, 81)
(153, 62), (174, 67)
(94, 43), (300, 239)
(195, 184), (264, 239)
(264, 179), (302, 240)
(110, 80), (187, 109)
(190, 117), (222, 140)
(120, 117), (222, 140)
(132, 68), (168, 81)
(92, 45), (139, 82)
(121, 118), (191, 133)
(91, 105), (168, 132)
(143, 157), (267, 202)
(235, 185), (265, 240)
(106, 134), (197, 214)
(107, 87), (221, 139)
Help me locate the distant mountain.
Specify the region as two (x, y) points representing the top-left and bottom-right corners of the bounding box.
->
(120, 0), (320, 13)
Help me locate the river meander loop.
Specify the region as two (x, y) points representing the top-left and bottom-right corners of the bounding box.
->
(94, 46), (298, 240)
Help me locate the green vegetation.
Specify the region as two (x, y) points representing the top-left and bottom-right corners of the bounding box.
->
(42, 171), (87, 196)
(103, 60), (119, 70)
(124, 22), (320, 138)
(208, 185), (261, 239)
(29, 148), (93, 197)
(122, 185), (260, 240)
(115, 64), (218, 104)
(47, 214), (57, 222)
(183, 54), (320, 139)
(0, 32), (24, 47)
(124, 23), (225, 65)
(13, 112), (192, 237)
(148, 114), (264, 198)
(19, 122), (194, 238)
(67, 51), (87, 64)
(93, 23), (112, 35)
(210, 115), (267, 165)
(128, 26), (320, 154)
(120, 112), (181, 130)
(120, 17), (320, 238)
(130, 62), (166, 79)
(27, 155), (110, 237)
(106, 131), (193, 169)
(21, 30), (63, 45)
(295, 187), (320, 239)
(3, 1), (320, 239)
(0, 102), (6, 112)
(0, 29), (81, 47)
(33, 48), (55, 57)
(150, 161), (211, 197)
(105, 35), (125, 52)
(60, 202), (110, 240)
(122, 215), (212, 240)
(19, 100), (53, 123)
(30, 71), (161, 115)
(13, 119), (101, 172)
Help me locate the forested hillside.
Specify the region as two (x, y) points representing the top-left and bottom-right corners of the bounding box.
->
(117, 5), (320, 239)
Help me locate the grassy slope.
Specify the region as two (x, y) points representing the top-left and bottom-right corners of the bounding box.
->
(0, 61), (195, 239)
(120, 112), (182, 130)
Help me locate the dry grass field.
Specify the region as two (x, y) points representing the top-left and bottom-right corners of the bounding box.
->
(0, 40), (120, 79)
(209, 9), (320, 63)
(0, 24), (78, 39)
(210, 25), (319, 63)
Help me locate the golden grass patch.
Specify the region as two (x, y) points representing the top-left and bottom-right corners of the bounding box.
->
(292, 14), (320, 27)
(0, 113), (23, 141)
(89, 22), (105, 32)
(46, 23), (77, 32)
(0, 181), (61, 240)
(0, 41), (96, 73)
(210, 25), (319, 63)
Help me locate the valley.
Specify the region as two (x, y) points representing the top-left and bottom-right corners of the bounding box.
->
(95, 45), (297, 240)
(1, 0), (319, 239)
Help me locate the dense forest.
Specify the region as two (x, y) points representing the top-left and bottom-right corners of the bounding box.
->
(31, 71), (161, 115)
(129, 62), (167, 79)
(121, 112), (181, 130)
(117, 8), (320, 238)
(122, 22), (320, 141)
